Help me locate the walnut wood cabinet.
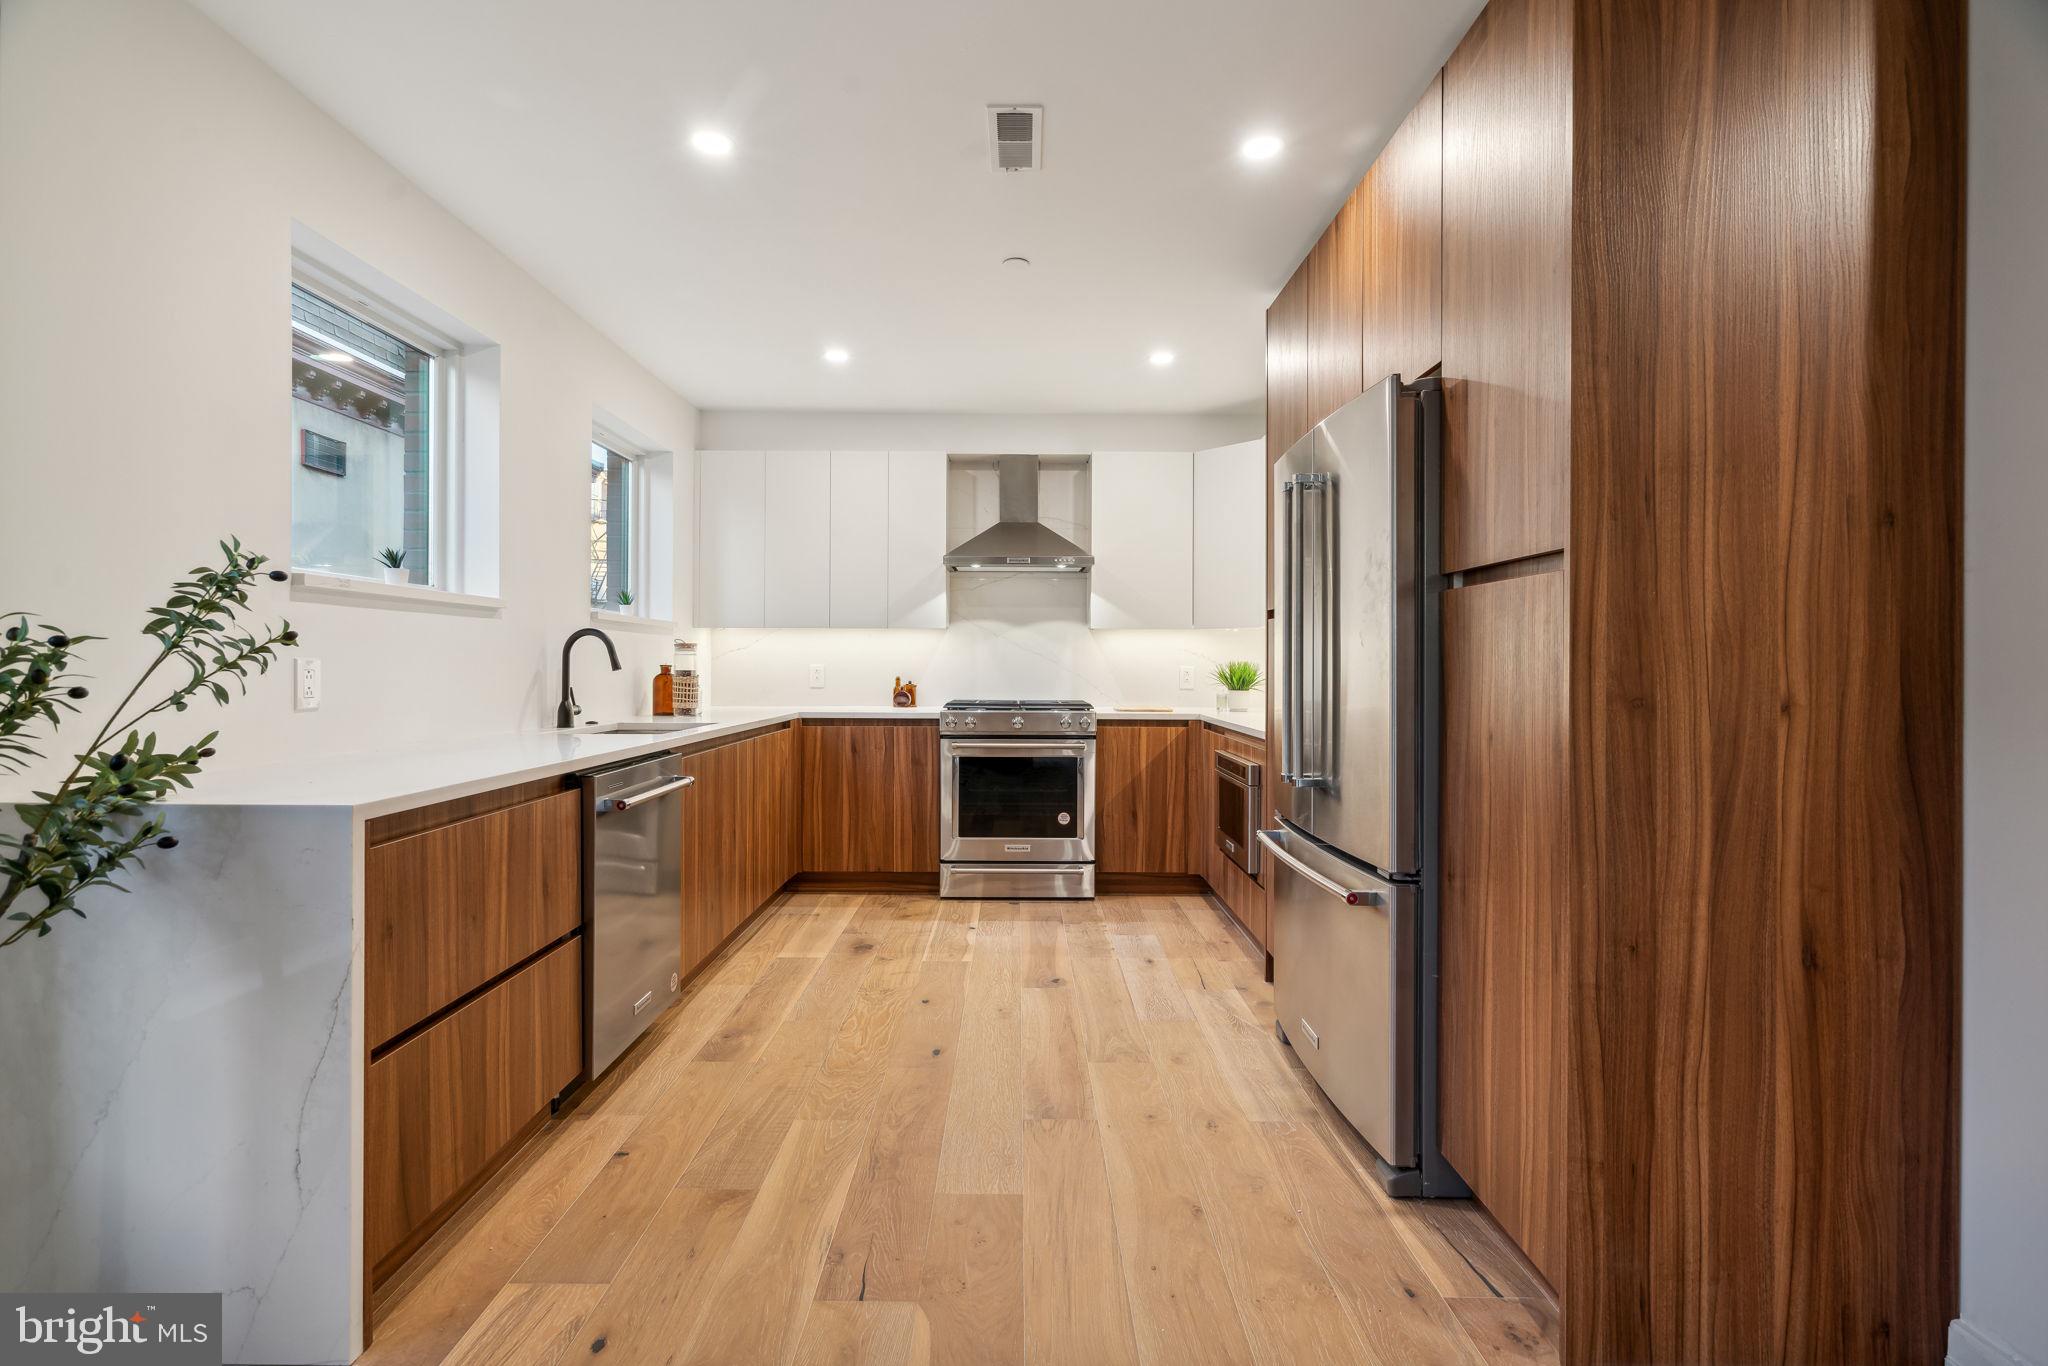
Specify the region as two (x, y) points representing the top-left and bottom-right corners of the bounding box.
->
(1359, 71), (1443, 389)
(363, 787), (581, 1049)
(1305, 191), (1364, 428)
(362, 779), (586, 1291)
(1440, 0), (1569, 573)
(365, 935), (582, 1282)
(1267, 0), (1963, 1357)
(680, 723), (799, 978)
(1095, 721), (1188, 875)
(1265, 262), (1311, 461)
(798, 719), (939, 873)
(1440, 569), (1567, 1287)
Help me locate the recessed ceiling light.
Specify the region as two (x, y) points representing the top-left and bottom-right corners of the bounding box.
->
(1148, 349), (1176, 367)
(689, 129), (734, 157)
(1239, 134), (1284, 162)
(1002, 256), (1031, 270)
(822, 346), (850, 365)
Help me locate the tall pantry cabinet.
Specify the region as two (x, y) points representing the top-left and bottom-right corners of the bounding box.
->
(1263, 1), (1963, 1363)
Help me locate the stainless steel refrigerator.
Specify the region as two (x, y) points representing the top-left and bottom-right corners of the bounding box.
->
(1260, 373), (1466, 1197)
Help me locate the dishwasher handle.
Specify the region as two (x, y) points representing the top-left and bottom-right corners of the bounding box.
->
(603, 774), (694, 814)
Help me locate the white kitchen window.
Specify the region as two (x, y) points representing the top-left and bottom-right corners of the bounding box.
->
(287, 233), (502, 608)
(290, 283), (443, 584)
(589, 433), (642, 610)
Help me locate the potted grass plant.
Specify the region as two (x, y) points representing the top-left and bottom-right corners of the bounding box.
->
(376, 547), (408, 585)
(1214, 660), (1262, 713)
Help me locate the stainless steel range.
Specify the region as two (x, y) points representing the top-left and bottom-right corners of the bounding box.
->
(939, 699), (1097, 898)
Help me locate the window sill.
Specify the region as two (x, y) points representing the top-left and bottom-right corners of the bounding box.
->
(589, 609), (678, 634)
(290, 570), (503, 616)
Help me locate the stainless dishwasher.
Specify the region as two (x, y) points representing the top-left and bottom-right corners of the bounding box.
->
(581, 753), (689, 1078)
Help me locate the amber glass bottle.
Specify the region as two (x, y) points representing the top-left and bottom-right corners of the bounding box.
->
(652, 664), (675, 716)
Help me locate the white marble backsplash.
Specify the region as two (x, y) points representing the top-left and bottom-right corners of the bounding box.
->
(0, 805), (359, 1365)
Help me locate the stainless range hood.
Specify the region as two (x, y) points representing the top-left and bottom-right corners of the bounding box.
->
(943, 455), (1094, 573)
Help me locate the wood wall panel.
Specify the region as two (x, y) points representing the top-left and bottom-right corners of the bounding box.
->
(1306, 194), (1365, 427)
(365, 937), (583, 1276)
(1440, 570), (1567, 1292)
(800, 720), (938, 872)
(1440, 0), (1570, 572)
(1360, 72), (1444, 388)
(365, 791), (581, 1048)
(1096, 722), (1188, 875)
(1265, 262), (1312, 460)
(1564, 1), (1963, 1361)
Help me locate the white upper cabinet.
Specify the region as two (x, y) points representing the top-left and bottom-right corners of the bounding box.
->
(699, 448), (949, 629)
(1089, 451), (1194, 629)
(886, 451), (948, 628)
(763, 450), (832, 626)
(828, 451), (889, 627)
(1193, 438), (1267, 627)
(697, 451), (765, 627)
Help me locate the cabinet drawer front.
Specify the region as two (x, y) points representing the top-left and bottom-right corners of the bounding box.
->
(365, 936), (583, 1275)
(366, 790), (581, 1047)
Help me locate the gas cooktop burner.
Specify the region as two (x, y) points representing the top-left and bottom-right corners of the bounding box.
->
(941, 699), (1094, 711)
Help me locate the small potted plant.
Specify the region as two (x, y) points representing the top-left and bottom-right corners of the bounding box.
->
(1213, 660), (1262, 712)
(615, 589), (634, 612)
(376, 547), (408, 585)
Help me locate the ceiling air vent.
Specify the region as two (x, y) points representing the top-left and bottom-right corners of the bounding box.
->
(988, 105), (1042, 172)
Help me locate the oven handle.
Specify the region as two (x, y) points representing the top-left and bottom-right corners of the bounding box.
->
(943, 741), (1093, 759)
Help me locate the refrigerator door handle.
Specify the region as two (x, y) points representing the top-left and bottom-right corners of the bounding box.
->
(1282, 477), (1304, 784)
(1294, 473), (1335, 790)
(1316, 470), (1338, 785)
(1256, 828), (1384, 906)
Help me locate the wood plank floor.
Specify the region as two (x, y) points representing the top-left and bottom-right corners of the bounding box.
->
(365, 892), (1558, 1366)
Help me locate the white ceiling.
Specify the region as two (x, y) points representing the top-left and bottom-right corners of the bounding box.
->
(194, 0), (1483, 414)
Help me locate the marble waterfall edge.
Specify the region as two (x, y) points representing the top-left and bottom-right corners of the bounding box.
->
(0, 804), (359, 1365)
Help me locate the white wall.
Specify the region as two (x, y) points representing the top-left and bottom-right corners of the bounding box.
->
(0, 0), (699, 786)
(697, 408), (1261, 453)
(1954, 3), (2048, 1365)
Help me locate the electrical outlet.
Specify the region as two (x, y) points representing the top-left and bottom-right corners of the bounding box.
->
(294, 657), (321, 711)
(808, 664), (826, 689)
(1177, 664), (1196, 691)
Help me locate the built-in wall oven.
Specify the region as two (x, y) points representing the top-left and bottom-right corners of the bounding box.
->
(1213, 747), (1261, 879)
(939, 699), (1096, 898)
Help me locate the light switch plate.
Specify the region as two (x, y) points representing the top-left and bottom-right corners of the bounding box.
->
(1178, 664), (1196, 691)
(808, 664), (826, 689)
(294, 657), (321, 711)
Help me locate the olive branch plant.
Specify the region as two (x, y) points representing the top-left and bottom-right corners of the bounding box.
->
(0, 538), (299, 948)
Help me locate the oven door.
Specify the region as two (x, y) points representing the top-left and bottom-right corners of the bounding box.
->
(941, 738), (1096, 863)
(1214, 749), (1261, 878)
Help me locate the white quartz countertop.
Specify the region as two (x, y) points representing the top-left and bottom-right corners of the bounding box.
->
(80, 703), (1260, 819)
